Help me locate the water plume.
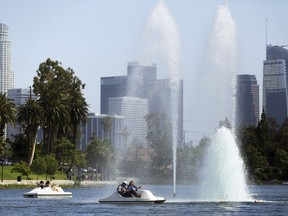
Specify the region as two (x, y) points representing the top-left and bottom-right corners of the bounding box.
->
(200, 127), (251, 201)
(138, 0), (180, 196)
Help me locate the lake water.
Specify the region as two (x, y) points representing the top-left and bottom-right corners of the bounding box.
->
(1, 184), (288, 216)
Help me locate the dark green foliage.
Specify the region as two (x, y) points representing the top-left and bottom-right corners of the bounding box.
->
(102, 116), (112, 138)
(238, 111), (288, 183)
(0, 93), (16, 154)
(44, 155), (58, 179)
(9, 134), (29, 161)
(146, 113), (173, 176)
(31, 157), (47, 180)
(17, 98), (43, 167)
(33, 58), (88, 155)
(85, 136), (113, 180)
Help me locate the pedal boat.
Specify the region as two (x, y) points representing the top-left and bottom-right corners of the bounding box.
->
(98, 189), (166, 204)
(23, 186), (72, 198)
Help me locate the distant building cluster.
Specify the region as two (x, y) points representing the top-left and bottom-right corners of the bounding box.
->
(2, 22), (288, 151)
(236, 45), (288, 128)
(99, 62), (183, 153)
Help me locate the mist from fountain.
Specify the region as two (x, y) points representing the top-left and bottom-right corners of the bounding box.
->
(199, 3), (252, 201)
(200, 127), (252, 201)
(137, 0), (180, 196)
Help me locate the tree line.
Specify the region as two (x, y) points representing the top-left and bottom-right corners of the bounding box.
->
(0, 58), (109, 180)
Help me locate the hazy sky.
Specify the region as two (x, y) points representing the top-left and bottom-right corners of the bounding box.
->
(1, 0), (288, 143)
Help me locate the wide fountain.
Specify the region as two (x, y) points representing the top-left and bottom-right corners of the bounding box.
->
(135, 0), (251, 201)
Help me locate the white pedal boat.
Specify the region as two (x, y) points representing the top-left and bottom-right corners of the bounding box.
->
(23, 186), (72, 198)
(98, 189), (166, 204)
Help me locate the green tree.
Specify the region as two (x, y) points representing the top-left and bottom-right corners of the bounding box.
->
(8, 134), (29, 161)
(44, 155), (58, 179)
(11, 161), (31, 177)
(33, 58), (88, 154)
(146, 113), (172, 177)
(0, 93), (16, 154)
(85, 136), (112, 180)
(30, 157), (47, 180)
(118, 138), (147, 178)
(55, 137), (76, 173)
(102, 116), (112, 138)
(218, 117), (232, 129)
(278, 119), (288, 152)
(17, 98), (43, 167)
(69, 91), (88, 144)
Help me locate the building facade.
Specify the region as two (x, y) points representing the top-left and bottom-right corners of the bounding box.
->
(79, 113), (124, 151)
(108, 97), (148, 148)
(127, 62), (157, 98)
(100, 62), (184, 150)
(263, 45), (288, 124)
(100, 76), (127, 114)
(0, 23), (14, 93)
(236, 75), (259, 128)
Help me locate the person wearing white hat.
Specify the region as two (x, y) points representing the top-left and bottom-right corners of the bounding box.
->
(117, 181), (129, 197)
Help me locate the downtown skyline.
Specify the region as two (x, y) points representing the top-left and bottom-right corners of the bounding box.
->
(1, 0), (288, 143)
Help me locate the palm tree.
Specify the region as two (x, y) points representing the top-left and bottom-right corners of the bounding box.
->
(70, 92), (88, 144)
(102, 116), (112, 139)
(0, 93), (16, 154)
(40, 90), (70, 155)
(33, 58), (88, 154)
(17, 98), (43, 167)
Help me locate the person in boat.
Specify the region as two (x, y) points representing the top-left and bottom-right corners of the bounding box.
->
(117, 181), (140, 198)
(117, 181), (129, 197)
(38, 181), (44, 189)
(127, 180), (142, 197)
(45, 180), (51, 187)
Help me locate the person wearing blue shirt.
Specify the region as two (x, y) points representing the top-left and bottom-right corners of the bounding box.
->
(127, 180), (142, 198)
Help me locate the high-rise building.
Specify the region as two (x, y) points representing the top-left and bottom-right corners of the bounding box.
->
(263, 45), (288, 124)
(127, 62), (157, 98)
(108, 97), (148, 148)
(79, 113), (124, 151)
(236, 75), (259, 128)
(149, 78), (184, 145)
(100, 76), (127, 114)
(0, 23), (14, 93)
(100, 62), (184, 149)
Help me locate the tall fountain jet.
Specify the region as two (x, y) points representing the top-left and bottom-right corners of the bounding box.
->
(200, 3), (251, 202)
(138, 0), (181, 197)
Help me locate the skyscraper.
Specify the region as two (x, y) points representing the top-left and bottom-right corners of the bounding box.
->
(0, 23), (14, 93)
(108, 97), (148, 148)
(100, 76), (127, 114)
(127, 62), (157, 98)
(263, 45), (288, 124)
(236, 75), (259, 128)
(100, 61), (184, 148)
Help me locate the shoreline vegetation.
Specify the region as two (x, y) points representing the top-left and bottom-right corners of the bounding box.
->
(0, 178), (287, 189)
(0, 179), (117, 189)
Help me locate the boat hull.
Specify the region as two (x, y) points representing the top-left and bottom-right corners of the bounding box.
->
(23, 187), (72, 198)
(98, 190), (166, 204)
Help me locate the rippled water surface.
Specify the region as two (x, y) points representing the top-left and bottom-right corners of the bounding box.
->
(1, 185), (288, 216)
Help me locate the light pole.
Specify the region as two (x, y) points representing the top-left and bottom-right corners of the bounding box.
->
(1, 143), (5, 182)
